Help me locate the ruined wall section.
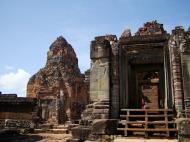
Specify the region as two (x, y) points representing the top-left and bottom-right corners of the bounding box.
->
(0, 93), (37, 129)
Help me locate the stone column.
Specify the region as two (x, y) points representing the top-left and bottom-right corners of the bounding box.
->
(41, 104), (48, 120)
(169, 27), (190, 142)
(90, 36), (111, 119)
(110, 39), (120, 119)
(180, 28), (190, 113)
(90, 37), (111, 102)
(169, 27), (185, 115)
(90, 59), (110, 102)
(182, 55), (190, 112)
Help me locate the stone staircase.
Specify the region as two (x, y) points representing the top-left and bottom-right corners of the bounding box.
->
(67, 100), (118, 141)
(117, 109), (177, 137)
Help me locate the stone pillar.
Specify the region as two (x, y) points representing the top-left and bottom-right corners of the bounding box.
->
(90, 36), (111, 119)
(41, 104), (48, 120)
(171, 48), (183, 112)
(68, 36), (118, 142)
(181, 28), (190, 113)
(169, 27), (185, 115)
(90, 37), (111, 102)
(110, 38), (120, 119)
(58, 89), (65, 124)
(169, 27), (190, 142)
(56, 96), (60, 124)
(181, 55), (190, 112)
(90, 59), (110, 102)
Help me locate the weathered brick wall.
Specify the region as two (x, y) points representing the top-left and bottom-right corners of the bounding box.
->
(0, 94), (37, 128)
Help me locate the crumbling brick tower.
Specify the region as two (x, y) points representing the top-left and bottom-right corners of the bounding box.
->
(27, 36), (89, 124)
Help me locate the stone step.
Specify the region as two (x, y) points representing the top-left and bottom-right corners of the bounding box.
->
(95, 102), (110, 105)
(53, 125), (68, 129)
(40, 124), (53, 129)
(34, 128), (68, 134)
(94, 105), (109, 109)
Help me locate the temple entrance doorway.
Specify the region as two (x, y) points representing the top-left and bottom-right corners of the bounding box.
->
(138, 71), (159, 109)
(128, 64), (165, 109)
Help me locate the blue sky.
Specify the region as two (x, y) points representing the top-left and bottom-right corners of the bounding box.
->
(0, 0), (190, 96)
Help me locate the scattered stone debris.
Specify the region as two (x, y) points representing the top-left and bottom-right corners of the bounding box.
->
(135, 20), (166, 36)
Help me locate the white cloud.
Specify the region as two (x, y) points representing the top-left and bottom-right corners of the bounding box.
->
(0, 69), (31, 97)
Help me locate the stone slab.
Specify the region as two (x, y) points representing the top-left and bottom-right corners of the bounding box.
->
(71, 126), (91, 141)
(91, 119), (118, 135)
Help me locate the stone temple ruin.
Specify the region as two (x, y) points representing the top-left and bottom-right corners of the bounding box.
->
(27, 36), (89, 124)
(69, 21), (190, 141)
(1, 21), (190, 142)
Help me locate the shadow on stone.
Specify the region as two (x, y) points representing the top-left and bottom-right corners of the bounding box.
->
(0, 130), (43, 142)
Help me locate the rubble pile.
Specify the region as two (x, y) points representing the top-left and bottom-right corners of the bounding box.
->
(135, 20), (166, 36)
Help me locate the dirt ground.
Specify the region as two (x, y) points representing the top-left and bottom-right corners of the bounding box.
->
(0, 133), (72, 142)
(0, 133), (178, 142)
(28, 133), (72, 142)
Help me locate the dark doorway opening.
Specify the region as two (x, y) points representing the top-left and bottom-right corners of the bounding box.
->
(128, 64), (165, 109)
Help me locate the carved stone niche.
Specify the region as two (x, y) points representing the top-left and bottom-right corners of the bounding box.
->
(90, 37), (111, 59)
